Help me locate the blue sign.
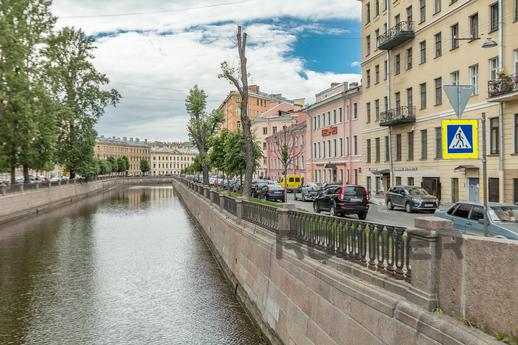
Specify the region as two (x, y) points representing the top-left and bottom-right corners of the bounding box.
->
(442, 119), (478, 159)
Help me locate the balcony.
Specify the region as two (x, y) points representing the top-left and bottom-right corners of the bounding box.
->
(380, 106), (416, 127)
(377, 21), (415, 50)
(488, 73), (518, 102)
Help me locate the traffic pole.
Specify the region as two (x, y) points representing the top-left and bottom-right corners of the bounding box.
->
(481, 112), (489, 237)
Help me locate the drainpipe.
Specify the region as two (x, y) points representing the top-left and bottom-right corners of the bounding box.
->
(386, 3), (394, 189)
(498, 0), (504, 202)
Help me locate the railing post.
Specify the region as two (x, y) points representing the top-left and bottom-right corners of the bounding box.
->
(203, 186), (210, 199)
(235, 197), (244, 223)
(277, 203), (295, 237)
(0, 185), (5, 195)
(19, 184), (24, 193)
(210, 190), (216, 203)
(219, 192), (227, 210)
(406, 216), (451, 311)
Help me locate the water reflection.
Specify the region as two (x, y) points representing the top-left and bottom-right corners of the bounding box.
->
(0, 186), (264, 345)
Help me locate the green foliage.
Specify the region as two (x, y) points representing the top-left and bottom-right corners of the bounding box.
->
(182, 154), (203, 175)
(139, 159), (150, 173)
(121, 156), (129, 172)
(116, 157), (126, 173)
(107, 156), (118, 173)
(98, 159), (112, 175)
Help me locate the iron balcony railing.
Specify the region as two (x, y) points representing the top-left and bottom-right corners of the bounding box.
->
(380, 106), (416, 127)
(223, 196), (237, 216)
(377, 21), (415, 50)
(242, 201), (279, 232)
(488, 73), (518, 99)
(289, 211), (411, 281)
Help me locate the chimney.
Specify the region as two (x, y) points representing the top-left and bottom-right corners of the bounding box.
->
(130, 137), (133, 142)
(144, 139), (148, 143)
(136, 138), (140, 142)
(123, 137), (127, 141)
(248, 85), (259, 93)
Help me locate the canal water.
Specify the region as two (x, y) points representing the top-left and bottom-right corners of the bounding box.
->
(0, 186), (265, 345)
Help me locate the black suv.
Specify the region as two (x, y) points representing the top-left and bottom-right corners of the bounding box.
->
(313, 184), (369, 220)
(385, 186), (438, 213)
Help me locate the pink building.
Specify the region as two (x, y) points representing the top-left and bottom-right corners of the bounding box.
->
(305, 82), (363, 184)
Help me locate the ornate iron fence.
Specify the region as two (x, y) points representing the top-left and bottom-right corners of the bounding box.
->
(242, 201), (279, 232)
(223, 196), (237, 216)
(288, 211), (411, 282)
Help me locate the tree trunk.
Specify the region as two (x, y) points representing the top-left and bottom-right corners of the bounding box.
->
(23, 165), (30, 183)
(284, 168), (288, 203)
(202, 162), (209, 186)
(10, 166), (16, 185)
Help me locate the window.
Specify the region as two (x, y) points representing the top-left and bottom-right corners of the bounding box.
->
(470, 206), (484, 220)
(450, 70), (459, 85)
(490, 2), (499, 32)
(366, 2), (371, 23)
(353, 136), (358, 155)
(339, 108), (343, 122)
(407, 87), (413, 107)
(451, 23), (459, 49)
(383, 60), (388, 80)
(272, 126), (277, 133)
(489, 178), (499, 202)
(469, 64), (479, 95)
(489, 57), (499, 80)
(434, 77), (442, 105)
(421, 129), (428, 159)
(340, 138), (343, 156)
(420, 83), (427, 109)
(262, 127), (268, 135)
(515, 114), (518, 153)
(366, 35), (371, 56)
(385, 136), (390, 161)
(237, 120), (241, 128)
(396, 134), (402, 161)
(469, 13), (479, 39)
(346, 137), (349, 155)
(419, 0), (426, 23)
(322, 113), (326, 127)
(514, 50), (518, 73)
(367, 69), (371, 87)
(313, 143), (316, 158)
(375, 0), (380, 16)
(515, 0), (518, 22)
(453, 204), (471, 218)
(375, 137), (380, 162)
(367, 139), (372, 163)
(420, 41), (426, 64)
(383, 0), (387, 11)
(406, 5), (413, 22)
(384, 96), (388, 112)
(395, 54), (401, 75)
(434, 32), (442, 57)
(451, 178), (459, 203)
(333, 139), (337, 157)
(375, 64), (380, 83)
(490, 117), (499, 154)
(375, 29), (380, 48)
(395, 14), (401, 26)
(323, 141), (326, 158)
(375, 99), (380, 121)
(353, 103), (358, 119)
(367, 102), (371, 123)
(435, 127), (442, 158)
(408, 131), (414, 161)
(434, 0), (441, 13)
(408, 177), (415, 186)
(395, 91), (401, 109)
(406, 48), (413, 70)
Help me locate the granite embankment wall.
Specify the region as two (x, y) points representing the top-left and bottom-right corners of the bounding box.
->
(0, 177), (174, 224)
(173, 180), (504, 345)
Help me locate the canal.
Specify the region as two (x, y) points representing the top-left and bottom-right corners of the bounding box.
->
(0, 186), (265, 345)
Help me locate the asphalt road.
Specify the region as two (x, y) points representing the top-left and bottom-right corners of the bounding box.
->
(287, 193), (430, 228)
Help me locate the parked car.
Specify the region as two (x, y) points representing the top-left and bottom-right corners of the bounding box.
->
(436, 202), (518, 240)
(251, 180), (275, 198)
(385, 186), (438, 213)
(294, 182), (322, 202)
(257, 184), (285, 202)
(313, 184), (369, 220)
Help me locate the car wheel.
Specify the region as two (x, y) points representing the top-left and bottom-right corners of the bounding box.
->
(405, 202), (413, 213)
(330, 203), (337, 217)
(387, 200), (394, 210)
(313, 202), (320, 213)
(358, 212), (367, 220)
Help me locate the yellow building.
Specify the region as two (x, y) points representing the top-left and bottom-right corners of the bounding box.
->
(150, 147), (197, 176)
(360, 0), (518, 205)
(94, 136), (151, 175)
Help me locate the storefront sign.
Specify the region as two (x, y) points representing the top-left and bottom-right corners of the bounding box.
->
(322, 126), (338, 136)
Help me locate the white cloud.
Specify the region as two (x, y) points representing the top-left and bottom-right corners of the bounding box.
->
(51, 1), (362, 141)
(350, 61), (361, 68)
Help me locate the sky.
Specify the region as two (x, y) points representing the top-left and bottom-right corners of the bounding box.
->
(52, 0), (363, 142)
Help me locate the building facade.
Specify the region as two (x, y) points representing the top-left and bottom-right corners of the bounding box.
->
(150, 147), (197, 176)
(265, 121), (306, 181)
(94, 136), (151, 174)
(360, 0), (518, 204)
(305, 82), (363, 185)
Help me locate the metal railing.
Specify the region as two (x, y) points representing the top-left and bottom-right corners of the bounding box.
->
(242, 201), (279, 232)
(380, 106), (416, 127)
(223, 196), (237, 216)
(288, 211), (411, 281)
(377, 21), (414, 50)
(488, 73), (518, 98)
(212, 191), (220, 206)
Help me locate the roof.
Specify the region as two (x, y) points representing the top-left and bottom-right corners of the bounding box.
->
(96, 136), (150, 147)
(151, 146), (198, 155)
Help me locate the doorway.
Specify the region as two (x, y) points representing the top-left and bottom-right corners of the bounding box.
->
(422, 177), (441, 203)
(468, 178), (480, 202)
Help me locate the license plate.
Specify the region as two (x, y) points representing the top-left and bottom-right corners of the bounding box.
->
(350, 197), (362, 202)
(425, 203), (434, 207)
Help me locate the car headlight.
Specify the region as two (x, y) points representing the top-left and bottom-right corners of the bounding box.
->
(413, 198), (422, 203)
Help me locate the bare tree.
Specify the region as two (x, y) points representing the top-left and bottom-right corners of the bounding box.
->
(274, 127), (303, 202)
(219, 25), (254, 198)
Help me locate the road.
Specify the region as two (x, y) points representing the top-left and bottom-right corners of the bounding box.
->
(286, 193), (430, 228)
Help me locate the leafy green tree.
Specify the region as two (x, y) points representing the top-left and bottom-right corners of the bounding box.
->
(208, 128), (230, 178)
(139, 159), (150, 175)
(107, 157), (118, 174)
(116, 157), (125, 173)
(185, 85), (223, 185)
(121, 156), (130, 174)
(223, 130), (263, 191)
(44, 27), (120, 178)
(98, 159), (112, 175)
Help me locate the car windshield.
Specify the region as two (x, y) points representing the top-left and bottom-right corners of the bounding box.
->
(489, 206), (518, 222)
(407, 187), (429, 196)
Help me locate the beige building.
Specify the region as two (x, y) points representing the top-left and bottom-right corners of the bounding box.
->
(150, 147), (197, 176)
(360, 0), (518, 205)
(94, 136), (151, 174)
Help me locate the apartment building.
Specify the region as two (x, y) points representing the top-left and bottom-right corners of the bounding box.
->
(305, 82), (363, 184)
(265, 121), (306, 180)
(94, 136), (151, 175)
(150, 147), (197, 176)
(360, 0), (518, 204)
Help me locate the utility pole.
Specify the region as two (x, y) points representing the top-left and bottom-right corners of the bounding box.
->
(481, 112), (489, 237)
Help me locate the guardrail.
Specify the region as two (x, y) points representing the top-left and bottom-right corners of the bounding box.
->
(223, 196), (237, 216)
(289, 211), (410, 281)
(243, 201), (279, 232)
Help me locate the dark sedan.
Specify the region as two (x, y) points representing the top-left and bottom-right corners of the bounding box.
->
(257, 184), (285, 202)
(313, 184), (369, 220)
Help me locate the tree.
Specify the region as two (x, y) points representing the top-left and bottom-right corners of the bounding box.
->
(44, 27), (120, 178)
(274, 127), (303, 201)
(140, 159), (150, 175)
(107, 156), (118, 174)
(98, 159), (112, 175)
(223, 130), (263, 190)
(185, 85), (223, 185)
(121, 156), (129, 174)
(116, 157), (126, 173)
(219, 25), (254, 198)
(208, 128), (230, 179)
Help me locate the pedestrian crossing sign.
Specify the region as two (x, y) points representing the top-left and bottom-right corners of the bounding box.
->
(442, 119), (478, 159)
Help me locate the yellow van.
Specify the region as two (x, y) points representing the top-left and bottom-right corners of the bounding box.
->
(279, 175), (303, 191)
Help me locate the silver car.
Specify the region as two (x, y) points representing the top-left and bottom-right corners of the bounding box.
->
(435, 202), (518, 240)
(294, 182), (322, 202)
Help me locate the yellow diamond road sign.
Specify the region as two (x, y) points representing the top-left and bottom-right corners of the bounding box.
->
(442, 119), (478, 159)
